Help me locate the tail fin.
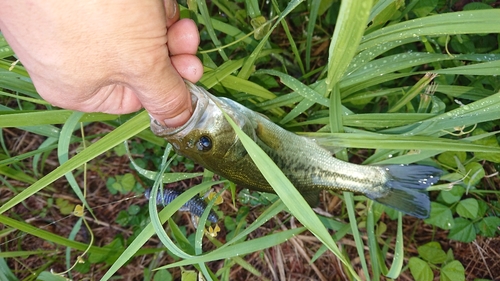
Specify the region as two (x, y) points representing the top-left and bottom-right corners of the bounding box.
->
(371, 165), (442, 219)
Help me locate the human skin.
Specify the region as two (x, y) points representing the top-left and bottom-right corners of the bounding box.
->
(0, 0), (203, 127)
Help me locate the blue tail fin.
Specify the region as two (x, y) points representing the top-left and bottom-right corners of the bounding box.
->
(371, 165), (441, 219)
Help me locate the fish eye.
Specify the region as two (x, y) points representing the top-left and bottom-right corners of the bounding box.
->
(197, 136), (212, 151)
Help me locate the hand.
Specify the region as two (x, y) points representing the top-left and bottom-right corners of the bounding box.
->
(0, 0), (203, 127)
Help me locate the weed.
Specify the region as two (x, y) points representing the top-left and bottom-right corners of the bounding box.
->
(1, 0), (500, 280)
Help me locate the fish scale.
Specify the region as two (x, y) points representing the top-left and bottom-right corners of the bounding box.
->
(151, 82), (442, 219)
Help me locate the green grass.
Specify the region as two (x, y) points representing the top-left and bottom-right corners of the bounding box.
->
(1, 0), (500, 280)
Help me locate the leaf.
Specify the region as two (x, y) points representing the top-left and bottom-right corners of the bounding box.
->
(153, 269), (173, 281)
(412, 0), (438, 18)
(408, 257), (434, 281)
(463, 162), (485, 187)
(447, 218), (476, 243)
(418, 242), (447, 264)
(120, 173), (136, 192)
(473, 129), (500, 163)
(440, 260), (465, 281)
(456, 198), (479, 219)
(55, 197), (75, 216)
(476, 216), (500, 237)
(326, 0), (373, 91)
(425, 202), (454, 230)
(438, 185), (465, 204)
(437, 151), (467, 168)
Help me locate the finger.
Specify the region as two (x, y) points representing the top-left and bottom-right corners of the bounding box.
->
(129, 46), (194, 127)
(37, 83), (144, 115)
(171, 54), (203, 83)
(167, 19), (200, 55)
(164, 0), (180, 27)
(142, 78), (193, 128)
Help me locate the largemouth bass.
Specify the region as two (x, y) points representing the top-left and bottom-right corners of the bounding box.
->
(150, 82), (441, 219)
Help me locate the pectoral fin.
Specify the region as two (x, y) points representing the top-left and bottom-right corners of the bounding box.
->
(301, 190), (321, 207)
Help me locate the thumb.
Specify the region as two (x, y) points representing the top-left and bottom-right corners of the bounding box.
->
(131, 53), (198, 128)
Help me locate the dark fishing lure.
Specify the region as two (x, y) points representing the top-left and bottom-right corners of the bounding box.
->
(145, 188), (218, 223)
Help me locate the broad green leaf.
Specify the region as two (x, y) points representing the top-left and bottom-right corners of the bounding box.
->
(425, 202), (454, 230)
(473, 129), (500, 163)
(440, 260), (465, 281)
(153, 269), (173, 281)
(437, 151), (467, 168)
(418, 242), (447, 264)
(438, 185), (465, 205)
(408, 257), (434, 281)
(412, 0), (438, 18)
(447, 218), (476, 243)
(476, 217), (500, 237)
(456, 198), (479, 219)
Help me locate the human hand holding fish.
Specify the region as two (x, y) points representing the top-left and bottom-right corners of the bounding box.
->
(150, 82), (442, 219)
(0, 0), (203, 128)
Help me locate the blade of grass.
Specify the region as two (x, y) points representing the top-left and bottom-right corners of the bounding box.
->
(238, 0), (303, 80)
(383, 91), (500, 136)
(385, 213), (404, 278)
(326, 0), (373, 92)
(275, 1), (305, 75)
(196, 0), (228, 61)
(58, 111), (93, 217)
(101, 180), (224, 280)
(0, 214), (109, 255)
(0, 111), (118, 127)
(305, 0), (321, 72)
(330, 83), (370, 279)
(310, 132), (500, 153)
(366, 201), (381, 280)
(359, 10), (500, 51)
(159, 227), (306, 269)
(257, 69), (329, 106)
(221, 110), (360, 279)
(0, 111), (150, 215)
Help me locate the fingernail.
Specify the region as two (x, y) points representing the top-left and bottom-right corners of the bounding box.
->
(166, 0), (178, 19)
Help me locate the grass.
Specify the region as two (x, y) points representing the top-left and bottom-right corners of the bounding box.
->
(1, 0), (500, 280)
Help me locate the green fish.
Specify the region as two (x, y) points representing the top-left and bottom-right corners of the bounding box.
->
(150, 82), (441, 219)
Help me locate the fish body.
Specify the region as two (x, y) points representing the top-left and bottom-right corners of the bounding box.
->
(150, 82), (441, 218)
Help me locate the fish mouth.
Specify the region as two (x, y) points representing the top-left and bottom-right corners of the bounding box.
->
(150, 81), (210, 137)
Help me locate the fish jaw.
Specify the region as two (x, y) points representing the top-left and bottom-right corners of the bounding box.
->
(149, 81), (271, 192)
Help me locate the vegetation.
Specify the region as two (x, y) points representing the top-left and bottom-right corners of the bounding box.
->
(1, 0), (500, 280)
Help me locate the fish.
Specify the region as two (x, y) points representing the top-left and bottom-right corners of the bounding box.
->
(150, 81), (442, 219)
(145, 188), (218, 223)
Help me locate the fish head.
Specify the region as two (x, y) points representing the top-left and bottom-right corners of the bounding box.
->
(150, 81), (256, 168)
